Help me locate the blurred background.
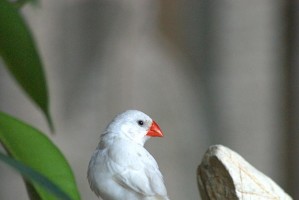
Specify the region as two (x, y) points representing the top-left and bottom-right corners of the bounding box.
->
(0, 0), (298, 199)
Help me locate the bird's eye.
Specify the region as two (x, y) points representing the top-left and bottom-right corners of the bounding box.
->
(137, 120), (144, 126)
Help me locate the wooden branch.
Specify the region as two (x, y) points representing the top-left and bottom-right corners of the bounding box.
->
(197, 145), (292, 200)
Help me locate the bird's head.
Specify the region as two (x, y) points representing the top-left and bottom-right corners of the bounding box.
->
(105, 110), (163, 145)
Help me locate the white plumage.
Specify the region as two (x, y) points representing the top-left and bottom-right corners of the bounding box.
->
(87, 110), (169, 200)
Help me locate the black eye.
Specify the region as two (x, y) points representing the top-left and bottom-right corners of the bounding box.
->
(137, 120), (144, 126)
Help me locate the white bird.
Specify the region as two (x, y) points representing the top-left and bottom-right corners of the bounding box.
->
(87, 110), (169, 200)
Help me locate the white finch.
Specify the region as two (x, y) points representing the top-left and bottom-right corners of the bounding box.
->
(87, 110), (169, 200)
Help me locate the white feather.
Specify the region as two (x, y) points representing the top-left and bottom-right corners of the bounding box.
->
(87, 110), (169, 200)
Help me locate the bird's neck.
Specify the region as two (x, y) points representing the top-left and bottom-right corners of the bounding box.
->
(99, 131), (147, 148)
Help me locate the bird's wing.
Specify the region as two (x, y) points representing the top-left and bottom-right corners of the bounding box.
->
(107, 143), (168, 197)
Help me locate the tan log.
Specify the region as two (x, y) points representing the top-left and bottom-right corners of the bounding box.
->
(197, 145), (292, 200)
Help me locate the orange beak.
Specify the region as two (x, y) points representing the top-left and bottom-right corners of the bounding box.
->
(146, 121), (163, 137)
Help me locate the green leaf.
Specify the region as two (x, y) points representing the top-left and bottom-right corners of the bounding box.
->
(0, 112), (81, 200)
(12, 0), (38, 9)
(0, 152), (72, 200)
(0, 0), (53, 131)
